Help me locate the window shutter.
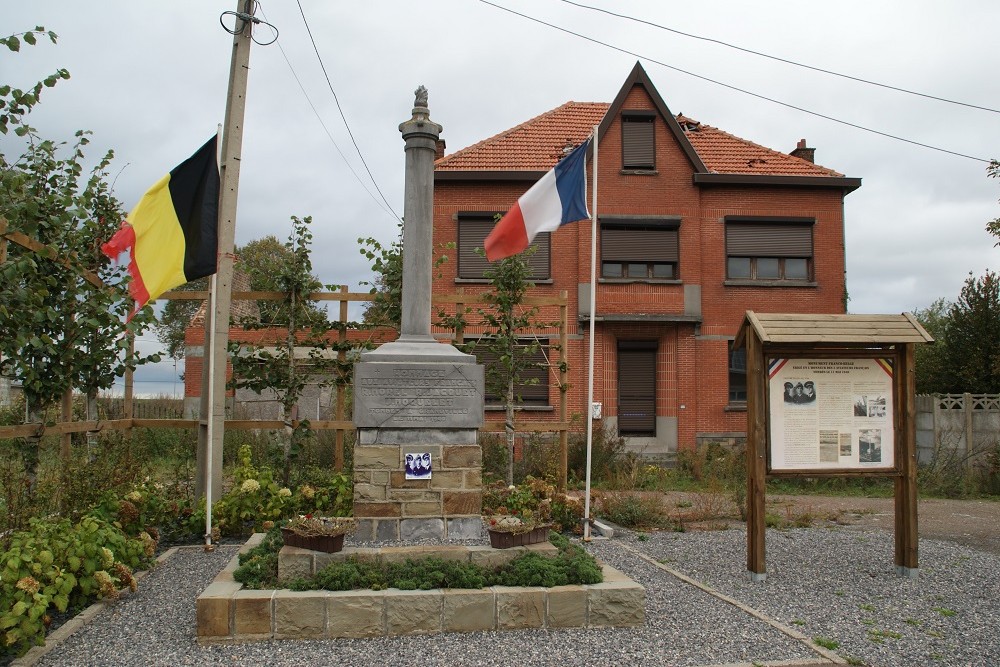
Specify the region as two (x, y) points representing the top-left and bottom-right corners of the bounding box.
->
(524, 232), (550, 279)
(476, 343), (549, 406)
(602, 227), (678, 263)
(458, 218), (493, 279)
(726, 224), (812, 257)
(622, 116), (655, 169)
(458, 218), (551, 279)
(617, 342), (656, 435)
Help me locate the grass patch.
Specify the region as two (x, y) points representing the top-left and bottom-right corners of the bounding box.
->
(932, 606), (957, 617)
(868, 628), (903, 642)
(813, 636), (839, 650)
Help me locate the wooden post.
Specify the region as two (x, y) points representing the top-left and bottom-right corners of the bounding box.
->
(334, 285), (347, 471)
(894, 344), (919, 577)
(454, 287), (464, 346)
(196, 0), (254, 501)
(60, 388), (73, 461)
(0, 218), (7, 264)
(124, 326), (135, 421)
(745, 330), (767, 580)
(559, 290), (568, 492)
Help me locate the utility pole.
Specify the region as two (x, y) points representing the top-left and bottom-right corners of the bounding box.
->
(196, 0), (255, 503)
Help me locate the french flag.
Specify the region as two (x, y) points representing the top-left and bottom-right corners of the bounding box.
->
(484, 138), (591, 262)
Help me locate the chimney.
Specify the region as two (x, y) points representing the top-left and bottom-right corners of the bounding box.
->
(434, 139), (446, 160)
(790, 138), (815, 163)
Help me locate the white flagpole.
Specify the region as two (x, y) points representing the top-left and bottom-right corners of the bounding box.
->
(583, 125), (598, 541)
(204, 272), (217, 550)
(204, 124), (222, 551)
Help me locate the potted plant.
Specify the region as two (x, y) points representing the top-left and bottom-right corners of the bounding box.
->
(481, 479), (553, 549)
(281, 515), (355, 553)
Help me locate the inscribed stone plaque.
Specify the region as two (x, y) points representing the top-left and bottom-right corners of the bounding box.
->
(354, 361), (484, 429)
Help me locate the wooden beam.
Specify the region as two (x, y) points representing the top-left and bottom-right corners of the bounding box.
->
(895, 344), (919, 576)
(746, 329), (767, 579)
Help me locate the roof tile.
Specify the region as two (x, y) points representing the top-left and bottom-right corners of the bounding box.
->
(436, 102), (843, 178)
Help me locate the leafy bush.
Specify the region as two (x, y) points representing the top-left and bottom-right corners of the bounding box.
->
(238, 530), (603, 592)
(597, 492), (670, 530)
(567, 421), (628, 485)
(0, 515), (155, 659)
(232, 525), (284, 589)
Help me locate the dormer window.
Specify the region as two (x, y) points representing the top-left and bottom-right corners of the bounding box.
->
(622, 112), (655, 170)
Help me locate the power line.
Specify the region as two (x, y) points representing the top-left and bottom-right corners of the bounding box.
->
(479, 0), (992, 163)
(294, 0), (402, 219)
(257, 8), (400, 222)
(557, 0), (1000, 115)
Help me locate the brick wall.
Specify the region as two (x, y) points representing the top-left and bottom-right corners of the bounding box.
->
(431, 83), (849, 453)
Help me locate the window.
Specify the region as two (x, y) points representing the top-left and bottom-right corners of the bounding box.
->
(728, 342), (747, 403)
(601, 219), (679, 279)
(475, 340), (549, 407)
(725, 218), (814, 282)
(618, 341), (657, 436)
(457, 214), (550, 280)
(622, 113), (655, 169)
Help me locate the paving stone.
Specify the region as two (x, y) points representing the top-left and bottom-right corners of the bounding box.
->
(386, 589), (444, 635)
(328, 590), (386, 638)
(547, 585), (588, 628)
(442, 588), (495, 632)
(196, 581), (236, 637)
(496, 586), (546, 630)
(273, 591), (326, 639)
(587, 581), (645, 628)
(277, 547), (313, 582)
(233, 589), (273, 636)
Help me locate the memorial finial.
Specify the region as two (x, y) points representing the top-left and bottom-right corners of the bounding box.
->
(414, 85), (428, 108)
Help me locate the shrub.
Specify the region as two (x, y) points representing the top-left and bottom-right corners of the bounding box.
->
(567, 421), (628, 485)
(0, 515), (155, 659)
(597, 492), (670, 530)
(239, 529), (603, 592)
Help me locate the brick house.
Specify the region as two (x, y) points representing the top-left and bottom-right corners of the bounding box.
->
(431, 62), (861, 460)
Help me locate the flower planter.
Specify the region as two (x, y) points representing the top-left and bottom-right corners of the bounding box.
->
(487, 525), (552, 549)
(281, 528), (346, 553)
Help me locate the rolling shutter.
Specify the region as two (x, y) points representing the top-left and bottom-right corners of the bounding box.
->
(622, 116), (655, 169)
(458, 217), (550, 280)
(477, 343), (549, 407)
(617, 341), (656, 435)
(726, 224), (812, 257)
(602, 226), (678, 263)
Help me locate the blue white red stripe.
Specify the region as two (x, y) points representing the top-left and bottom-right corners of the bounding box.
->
(484, 139), (591, 262)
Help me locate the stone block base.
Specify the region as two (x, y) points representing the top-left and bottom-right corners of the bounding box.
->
(197, 534), (645, 643)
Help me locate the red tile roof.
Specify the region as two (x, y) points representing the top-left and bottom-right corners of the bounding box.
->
(435, 102), (844, 178)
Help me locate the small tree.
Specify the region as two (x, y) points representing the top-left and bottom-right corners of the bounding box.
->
(0, 29), (156, 491)
(985, 159), (999, 244)
(470, 246), (550, 485)
(154, 235), (326, 360)
(228, 216), (353, 483)
(358, 223), (403, 328)
(942, 270), (1000, 394)
(914, 297), (951, 394)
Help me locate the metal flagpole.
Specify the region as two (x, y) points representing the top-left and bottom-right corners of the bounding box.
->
(583, 125), (598, 541)
(204, 271), (217, 550)
(204, 124), (223, 552)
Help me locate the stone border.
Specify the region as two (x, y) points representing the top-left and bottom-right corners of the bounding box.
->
(197, 535), (645, 643)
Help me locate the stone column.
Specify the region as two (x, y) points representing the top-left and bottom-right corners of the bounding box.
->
(352, 87), (484, 542)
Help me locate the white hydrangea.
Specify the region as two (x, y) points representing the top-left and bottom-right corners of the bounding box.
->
(240, 479), (261, 494)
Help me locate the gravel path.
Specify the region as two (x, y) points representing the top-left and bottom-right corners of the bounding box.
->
(23, 525), (1000, 667)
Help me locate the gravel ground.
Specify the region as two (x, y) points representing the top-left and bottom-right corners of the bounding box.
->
(25, 525), (1000, 667)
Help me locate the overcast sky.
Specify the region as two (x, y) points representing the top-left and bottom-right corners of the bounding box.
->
(5, 1), (999, 397)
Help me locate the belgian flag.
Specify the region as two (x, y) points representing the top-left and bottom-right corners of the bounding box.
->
(102, 136), (220, 319)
